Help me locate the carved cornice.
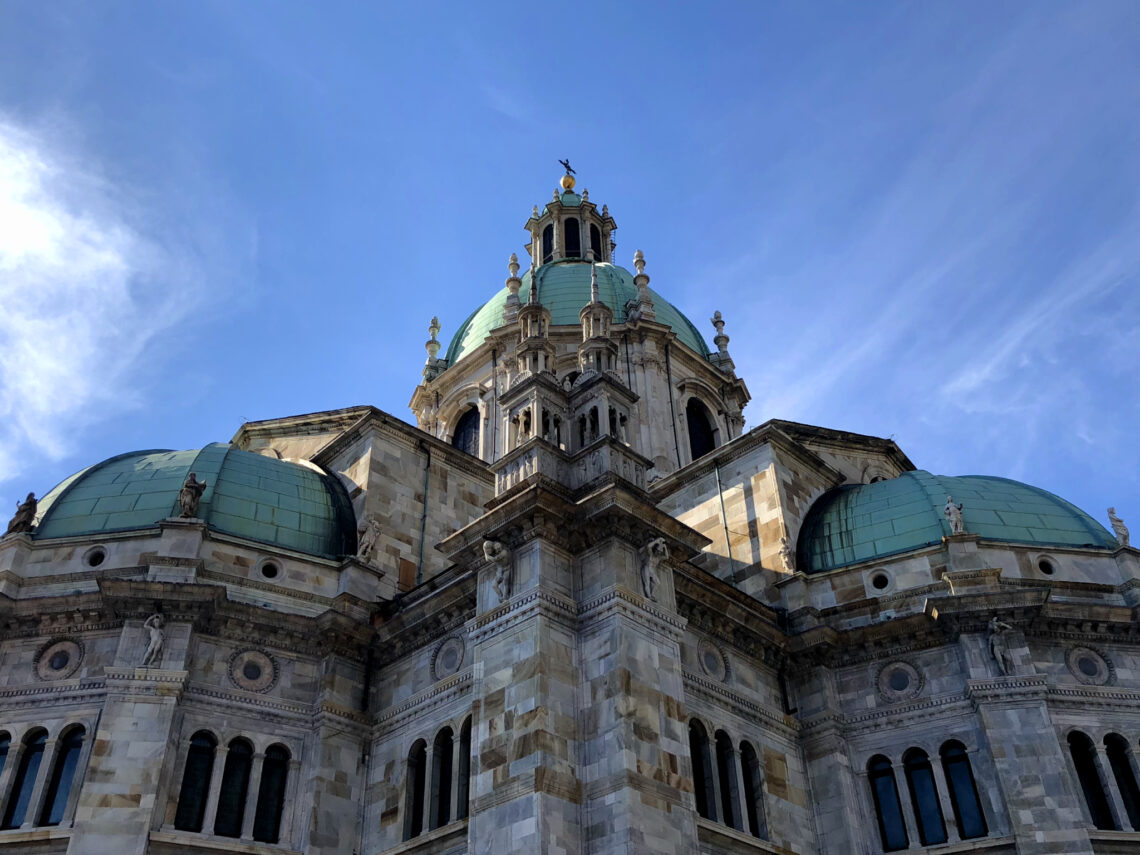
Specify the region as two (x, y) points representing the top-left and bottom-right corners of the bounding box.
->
(373, 672), (473, 733)
(966, 674), (1049, 704)
(0, 678), (108, 710)
(467, 588), (578, 644)
(578, 587), (686, 641)
(683, 671), (799, 736)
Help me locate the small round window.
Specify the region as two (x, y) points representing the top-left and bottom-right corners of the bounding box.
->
(871, 572), (890, 590)
(84, 547), (106, 568)
(260, 561), (280, 580)
(1038, 558), (1055, 576)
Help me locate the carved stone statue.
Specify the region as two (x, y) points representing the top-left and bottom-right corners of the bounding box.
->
(141, 614), (165, 668)
(178, 473), (207, 518)
(357, 515), (383, 564)
(6, 493), (37, 534)
(1108, 507), (1130, 547)
(484, 539), (511, 604)
(987, 616), (1015, 676)
(640, 537), (669, 603)
(778, 536), (795, 572)
(944, 496), (965, 535)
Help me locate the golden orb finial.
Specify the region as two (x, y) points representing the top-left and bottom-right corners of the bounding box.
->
(560, 173), (576, 192)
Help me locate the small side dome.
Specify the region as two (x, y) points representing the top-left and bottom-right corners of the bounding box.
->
(797, 470), (1117, 573)
(34, 444), (356, 558)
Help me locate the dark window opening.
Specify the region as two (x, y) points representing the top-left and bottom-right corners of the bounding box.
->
(1070, 731), (1116, 829)
(940, 741), (987, 839)
(740, 741), (767, 839)
(175, 732), (217, 832)
(564, 218), (581, 258)
(451, 407), (480, 458)
(1106, 735), (1140, 830)
(0, 734), (9, 788)
(689, 721), (716, 821)
(39, 726), (85, 826)
(214, 739), (253, 838)
(3, 730), (47, 829)
(590, 224), (602, 260)
(541, 225), (553, 263)
(868, 755), (908, 852)
(686, 398), (717, 461)
(405, 740), (427, 840)
(715, 730), (741, 830)
(253, 745), (289, 843)
(456, 718), (471, 821)
(904, 748), (947, 845)
(430, 728), (454, 830)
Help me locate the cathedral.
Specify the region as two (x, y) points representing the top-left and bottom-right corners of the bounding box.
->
(0, 169), (1136, 855)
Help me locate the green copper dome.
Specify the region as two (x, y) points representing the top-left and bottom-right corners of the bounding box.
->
(443, 260), (711, 365)
(797, 470), (1117, 574)
(34, 444), (356, 558)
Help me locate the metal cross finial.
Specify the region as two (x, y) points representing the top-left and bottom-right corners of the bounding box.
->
(559, 158), (576, 175)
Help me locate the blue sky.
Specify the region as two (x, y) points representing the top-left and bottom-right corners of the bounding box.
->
(1, 1), (1137, 532)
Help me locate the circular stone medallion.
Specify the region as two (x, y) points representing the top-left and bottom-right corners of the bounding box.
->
(36, 639), (83, 681)
(697, 639), (728, 682)
(229, 649), (278, 693)
(432, 637), (465, 681)
(877, 661), (924, 703)
(1067, 646), (1113, 686)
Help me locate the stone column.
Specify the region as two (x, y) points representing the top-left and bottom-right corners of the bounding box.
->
(891, 765), (922, 848)
(1094, 742), (1128, 831)
(935, 770), (961, 844)
(449, 735), (463, 823)
(422, 742), (435, 832)
(0, 743), (24, 818)
(22, 737), (57, 828)
(707, 734), (725, 825)
(280, 758), (302, 846)
(61, 728), (97, 827)
(201, 745), (229, 833)
(730, 744), (749, 833)
(240, 751), (265, 840)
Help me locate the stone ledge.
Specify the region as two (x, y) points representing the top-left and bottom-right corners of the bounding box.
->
(695, 817), (798, 854)
(149, 829), (302, 854)
(378, 818), (467, 854)
(921, 834), (1016, 853)
(0, 826), (72, 844)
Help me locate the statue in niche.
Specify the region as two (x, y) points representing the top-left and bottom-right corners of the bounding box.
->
(6, 493), (37, 534)
(944, 496), (965, 535)
(357, 516), (383, 564)
(778, 536), (795, 572)
(987, 616), (1015, 676)
(640, 537), (669, 603)
(1108, 507), (1130, 547)
(141, 614), (165, 668)
(178, 473), (208, 518)
(484, 539), (511, 604)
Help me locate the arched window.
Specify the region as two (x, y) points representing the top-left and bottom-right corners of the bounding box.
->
(868, 755), (908, 852)
(686, 398), (717, 461)
(253, 744), (290, 843)
(3, 729), (47, 829)
(563, 218), (581, 258)
(1069, 731), (1116, 829)
(1105, 734), (1140, 830)
(214, 738), (253, 838)
(740, 741), (767, 839)
(590, 224), (602, 260)
(0, 733), (10, 785)
(456, 717), (471, 821)
(430, 727), (454, 830)
(688, 720), (716, 821)
(542, 225), (554, 263)
(175, 731), (217, 832)
(715, 730), (741, 829)
(39, 726), (84, 826)
(405, 739), (427, 840)
(451, 406), (481, 458)
(904, 748), (947, 845)
(940, 741), (987, 839)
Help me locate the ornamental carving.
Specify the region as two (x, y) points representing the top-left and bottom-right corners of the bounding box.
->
(229, 649), (278, 693)
(1066, 645), (1114, 686)
(35, 638), (84, 681)
(432, 636), (466, 681)
(876, 660), (924, 703)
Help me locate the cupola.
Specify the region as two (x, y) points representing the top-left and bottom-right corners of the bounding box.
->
(523, 164), (616, 266)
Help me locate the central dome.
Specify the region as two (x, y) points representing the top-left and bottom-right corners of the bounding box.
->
(444, 260), (711, 364)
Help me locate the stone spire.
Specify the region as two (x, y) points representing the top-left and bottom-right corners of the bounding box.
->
(631, 250), (656, 322)
(423, 316), (445, 381)
(708, 310), (735, 375)
(503, 253), (522, 324)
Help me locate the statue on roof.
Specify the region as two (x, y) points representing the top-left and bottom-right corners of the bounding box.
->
(6, 493), (37, 535)
(944, 496), (964, 535)
(178, 473), (207, 518)
(1108, 507), (1130, 547)
(558, 158), (575, 175)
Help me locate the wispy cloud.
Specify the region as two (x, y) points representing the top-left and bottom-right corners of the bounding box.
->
(0, 116), (209, 484)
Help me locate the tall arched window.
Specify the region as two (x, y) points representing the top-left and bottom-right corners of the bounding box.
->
(0, 733), (10, 786)
(430, 727), (454, 830)
(456, 717), (471, 821)
(868, 755), (908, 852)
(688, 720), (716, 821)
(175, 731), (217, 832)
(740, 741), (767, 839)
(1069, 731), (1116, 829)
(563, 218), (581, 257)
(715, 730), (741, 829)
(3, 729), (47, 829)
(1105, 734), (1140, 830)
(405, 739), (427, 840)
(214, 738), (253, 838)
(39, 726), (85, 826)
(904, 748), (947, 845)
(451, 407), (481, 459)
(686, 398), (717, 461)
(590, 224), (602, 260)
(940, 741), (987, 839)
(253, 744), (290, 843)
(542, 225), (554, 263)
